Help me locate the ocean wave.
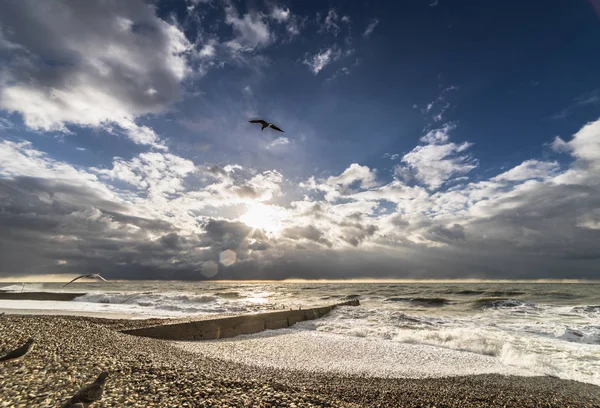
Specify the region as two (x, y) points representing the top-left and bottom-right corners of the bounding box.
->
(439, 289), (485, 295)
(215, 292), (241, 299)
(454, 289), (485, 295)
(384, 297), (450, 307)
(557, 327), (600, 345)
(471, 298), (536, 310)
(484, 291), (526, 297)
(571, 305), (600, 315)
(388, 312), (437, 326)
(537, 291), (578, 299)
(74, 292), (221, 312)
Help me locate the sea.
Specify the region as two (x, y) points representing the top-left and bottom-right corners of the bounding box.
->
(1, 281), (598, 385)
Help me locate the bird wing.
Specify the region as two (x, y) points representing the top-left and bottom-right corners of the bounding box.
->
(249, 119), (268, 125)
(63, 275), (90, 287)
(0, 340), (33, 362)
(92, 274), (109, 283)
(270, 124), (284, 132)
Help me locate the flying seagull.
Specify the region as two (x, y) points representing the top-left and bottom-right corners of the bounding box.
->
(62, 371), (109, 408)
(63, 274), (110, 287)
(0, 337), (34, 363)
(249, 119), (284, 132)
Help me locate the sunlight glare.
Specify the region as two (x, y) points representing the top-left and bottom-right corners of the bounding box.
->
(240, 203), (283, 234)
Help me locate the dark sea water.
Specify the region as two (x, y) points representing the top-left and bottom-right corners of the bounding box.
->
(1, 281), (599, 385)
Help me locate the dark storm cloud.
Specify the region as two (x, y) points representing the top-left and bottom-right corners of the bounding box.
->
(462, 182), (600, 259)
(425, 223), (466, 244)
(0, 0), (186, 110)
(247, 241), (270, 251)
(283, 225), (333, 248)
(339, 222), (378, 247)
(200, 219), (252, 250)
(0, 177), (183, 277)
(0, 0), (190, 147)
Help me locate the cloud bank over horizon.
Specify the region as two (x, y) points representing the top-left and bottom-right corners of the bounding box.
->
(0, 0), (599, 280)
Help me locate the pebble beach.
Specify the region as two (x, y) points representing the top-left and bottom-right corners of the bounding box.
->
(1, 314), (599, 408)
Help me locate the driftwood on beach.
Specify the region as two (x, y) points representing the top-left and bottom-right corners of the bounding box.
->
(122, 299), (360, 341)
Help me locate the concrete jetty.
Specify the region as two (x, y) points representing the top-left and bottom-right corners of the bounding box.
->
(122, 299), (360, 341)
(0, 292), (86, 301)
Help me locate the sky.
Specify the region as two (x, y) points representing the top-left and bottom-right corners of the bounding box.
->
(0, 0), (599, 280)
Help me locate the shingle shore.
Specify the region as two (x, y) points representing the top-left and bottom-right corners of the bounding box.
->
(1, 314), (599, 408)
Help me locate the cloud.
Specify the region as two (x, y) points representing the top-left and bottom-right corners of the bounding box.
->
(267, 137), (290, 149)
(419, 123), (456, 144)
(224, 4), (272, 51)
(318, 9), (341, 36)
(266, 4), (305, 38)
(94, 152), (197, 199)
(198, 39), (218, 58)
(492, 160), (559, 182)
(270, 6), (290, 22)
(303, 46), (342, 74)
(2, 113), (600, 279)
(283, 225), (332, 248)
(396, 125), (477, 190)
(552, 89), (600, 119)
(363, 18), (380, 36)
(327, 163), (378, 189)
(0, 0), (191, 148)
(422, 86), (458, 122)
(554, 118), (600, 165)
(326, 66), (351, 81)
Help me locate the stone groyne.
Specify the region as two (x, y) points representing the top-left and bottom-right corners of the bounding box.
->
(122, 299), (360, 341)
(0, 292), (86, 301)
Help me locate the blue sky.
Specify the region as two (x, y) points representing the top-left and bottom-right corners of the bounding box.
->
(0, 0), (599, 280)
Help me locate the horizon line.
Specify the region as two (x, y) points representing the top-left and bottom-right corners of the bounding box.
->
(0, 274), (599, 283)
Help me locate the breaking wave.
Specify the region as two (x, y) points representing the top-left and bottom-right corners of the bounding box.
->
(471, 298), (536, 310)
(384, 297), (451, 307)
(73, 292), (232, 313)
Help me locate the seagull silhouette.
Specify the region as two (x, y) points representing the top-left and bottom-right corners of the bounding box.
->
(63, 274), (109, 287)
(62, 371), (109, 408)
(249, 119), (284, 132)
(0, 337), (34, 363)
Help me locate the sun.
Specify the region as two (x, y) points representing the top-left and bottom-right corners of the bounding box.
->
(240, 203), (282, 234)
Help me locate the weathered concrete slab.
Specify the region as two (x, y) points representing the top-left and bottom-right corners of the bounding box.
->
(0, 292), (85, 301)
(122, 299), (359, 341)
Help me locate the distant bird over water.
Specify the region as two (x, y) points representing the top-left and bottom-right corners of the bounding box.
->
(63, 274), (109, 287)
(62, 371), (109, 408)
(0, 337), (34, 363)
(249, 119), (284, 132)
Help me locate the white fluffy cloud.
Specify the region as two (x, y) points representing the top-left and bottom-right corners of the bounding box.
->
(554, 118), (600, 165)
(397, 140), (477, 190)
(267, 137), (291, 149)
(0, 0), (191, 148)
(303, 46), (342, 74)
(492, 160), (559, 182)
(225, 5), (272, 50)
(2, 117), (600, 278)
(270, 6), (290, 22)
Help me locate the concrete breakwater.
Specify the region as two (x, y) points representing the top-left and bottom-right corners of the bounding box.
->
(122, 299), (360, 341)
(0, 291), (86, 301)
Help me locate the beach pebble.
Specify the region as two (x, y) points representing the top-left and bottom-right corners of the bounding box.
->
(0, 315), (599, 408)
